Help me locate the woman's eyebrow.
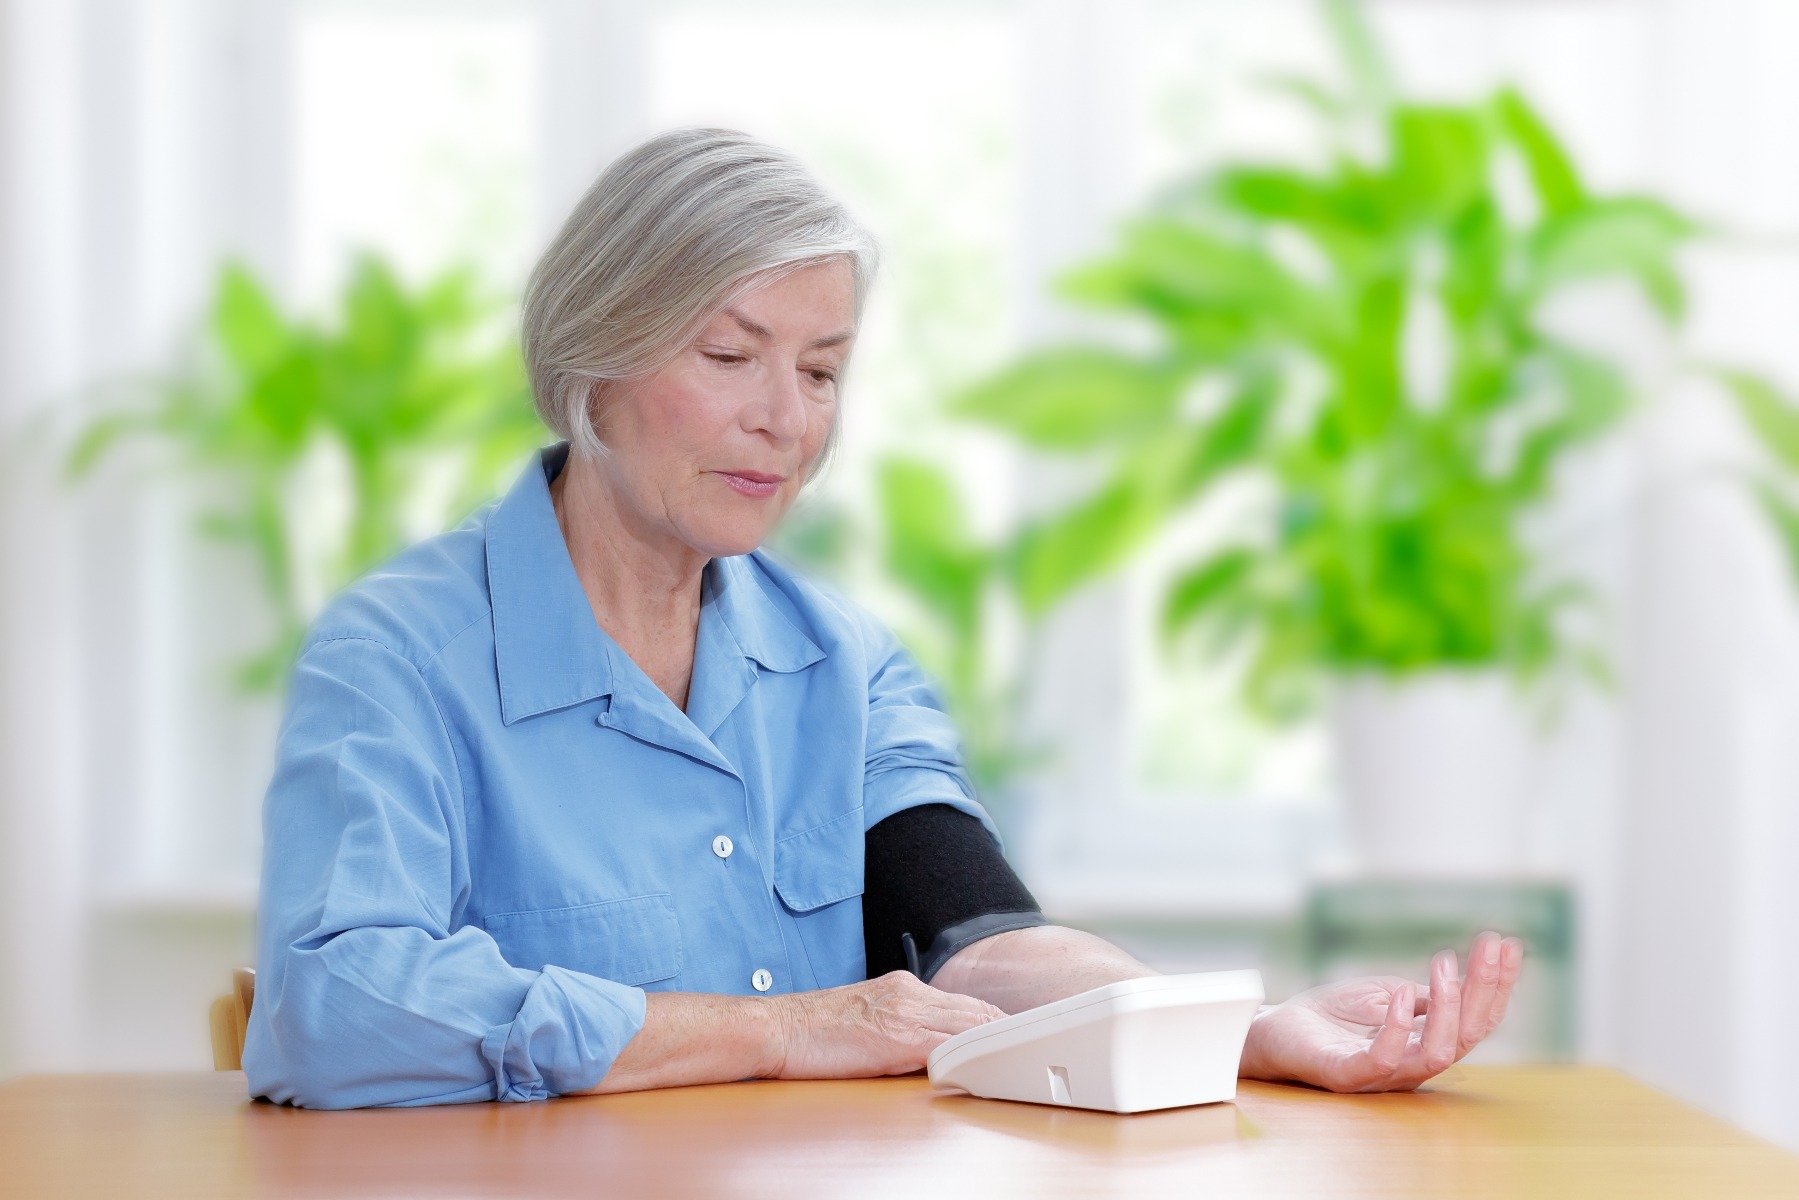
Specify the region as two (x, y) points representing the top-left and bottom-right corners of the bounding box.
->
(724, 310), (773, 340)
(724, 309), (854, 350)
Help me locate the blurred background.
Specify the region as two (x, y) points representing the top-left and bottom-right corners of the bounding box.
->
(3, 0), (1799, 1149)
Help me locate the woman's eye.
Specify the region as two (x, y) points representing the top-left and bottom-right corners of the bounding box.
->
(806, 368), (838, 386)
(703, 350), (747, 365)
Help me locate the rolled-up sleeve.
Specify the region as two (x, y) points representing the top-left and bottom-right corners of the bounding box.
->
(242, 637), (646, 1109)
(859, 621), (996, 838)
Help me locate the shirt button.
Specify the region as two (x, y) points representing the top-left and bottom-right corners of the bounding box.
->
(712, 834), (734, 859)
(751, 968), (772, 992)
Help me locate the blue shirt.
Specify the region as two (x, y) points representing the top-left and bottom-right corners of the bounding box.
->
(242, 443), (993, 1109)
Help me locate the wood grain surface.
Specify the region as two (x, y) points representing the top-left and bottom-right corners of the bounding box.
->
(2, 1066), (1795, 1198)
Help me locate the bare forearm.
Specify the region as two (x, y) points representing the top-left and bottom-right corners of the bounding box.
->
(579, 991), (783, 1094)
(928, 925), (1158, 1014)
(577, 973), (1006, 1094)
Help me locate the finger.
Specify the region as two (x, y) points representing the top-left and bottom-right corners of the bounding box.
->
(923, 994), (1008, 1033)
(930, 1007), (1003, 1036)
(1456, 931), (1505, 1058)
(1484, 937), (1526, 1033)
(1416, 950), (1461, 1078)
(1355, 980), (1416, 1084)
(929, 988), (1009, 1019)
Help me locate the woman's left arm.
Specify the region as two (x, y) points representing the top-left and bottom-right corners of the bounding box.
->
(931, 925), (1525, 1093)
(849, 604), (1525, 1092)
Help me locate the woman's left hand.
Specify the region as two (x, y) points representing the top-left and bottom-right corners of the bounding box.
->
(1238, 930), (1524, 1093)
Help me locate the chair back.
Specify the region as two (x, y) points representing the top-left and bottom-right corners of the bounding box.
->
(208, 967), (257, 1071)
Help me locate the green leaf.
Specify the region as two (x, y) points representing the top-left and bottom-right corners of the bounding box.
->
(1210, 166), (1329, 223)
(1322, 0), (1394, 117)
(242, 352), (321, 455)
(1502, 347), (1633, 498)
(1639, 260), (1688, 321)
(1207, 165), (1391, 277)
(877, 458), (987, 637)
(1389, 105), (1490, 221)
(1438, 198), (1509, 329)
(342, 255), (416, 364)
(1552, 349), (1633, 431)
(1322, 272), (1406, 447)
(1006, 370), (1281, 614)
(1718, 370), (1799, 472)
(1212, 165), (1388, 239)
(213, 262), (290, 377)
(63, 411), (154, 479)
(1009, 475), (1156, 615)
(1177, 369), (1283, 490)
(1493, 86), (1585, 216)
(1071, 221), (1342, 354)
(1254, 73), (1348, 120)
(1162, 549), (1258, 638)
(1529, 198), (1698, 318)
(1752, 479), (1799, 586)
(952, 348), (1187, 449)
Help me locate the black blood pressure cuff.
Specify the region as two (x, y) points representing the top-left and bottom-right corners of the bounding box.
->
(862, 803), (1047, 984)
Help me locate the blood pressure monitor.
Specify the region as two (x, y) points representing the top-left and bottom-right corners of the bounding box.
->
(926, 970), (1265, 1113)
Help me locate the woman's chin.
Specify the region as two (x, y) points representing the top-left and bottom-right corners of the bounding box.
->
(684, 521), (776, 561)
(681, 501), (793, 559)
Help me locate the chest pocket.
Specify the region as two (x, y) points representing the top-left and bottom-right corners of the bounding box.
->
(772, 807), (865, 989)
(482, 893), (682, 987)
(773, 807), (864, 914)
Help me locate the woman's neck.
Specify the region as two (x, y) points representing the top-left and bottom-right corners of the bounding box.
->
(548, 451), (707, 711)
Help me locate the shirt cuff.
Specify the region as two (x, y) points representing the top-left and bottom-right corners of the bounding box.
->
(479, 964), (648, 1101)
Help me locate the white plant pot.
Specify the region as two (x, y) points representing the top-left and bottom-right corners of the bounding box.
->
(1329, 671), (1539, 877)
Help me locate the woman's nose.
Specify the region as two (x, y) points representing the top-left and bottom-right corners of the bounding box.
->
(751, 367), (809, 444)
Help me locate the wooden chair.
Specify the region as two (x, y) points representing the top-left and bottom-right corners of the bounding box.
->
(208, 967), (256, 1071)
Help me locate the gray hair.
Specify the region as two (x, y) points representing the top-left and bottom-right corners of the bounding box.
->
(522, 127), (879, 461)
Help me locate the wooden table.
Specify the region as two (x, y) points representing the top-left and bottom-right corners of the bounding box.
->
(3, 1067), (1796, 1198)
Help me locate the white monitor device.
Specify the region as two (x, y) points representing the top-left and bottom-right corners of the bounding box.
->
(926, 970), (1265, 1114)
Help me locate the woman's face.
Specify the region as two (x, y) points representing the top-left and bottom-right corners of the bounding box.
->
(592, 259), (856, 560)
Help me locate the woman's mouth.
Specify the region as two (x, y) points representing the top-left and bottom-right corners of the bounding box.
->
(716, 470), (784, 498)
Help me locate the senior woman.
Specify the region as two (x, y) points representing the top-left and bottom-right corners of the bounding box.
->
(243, 129), (1523, 1109)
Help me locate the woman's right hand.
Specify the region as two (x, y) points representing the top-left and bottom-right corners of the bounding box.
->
(768, 971), (1007, 1079)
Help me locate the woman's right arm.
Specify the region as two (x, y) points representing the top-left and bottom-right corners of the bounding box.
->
(246, 636), (650, 1108)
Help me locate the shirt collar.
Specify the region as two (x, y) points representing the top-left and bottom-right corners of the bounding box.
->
(703, 554), (827, 675)
(486, 443), (615, 724)
(486, 443), (824, 727)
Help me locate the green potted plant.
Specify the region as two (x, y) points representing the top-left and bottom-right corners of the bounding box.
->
(68, 253), (545, 689)
(946, 1), (1698, 873)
